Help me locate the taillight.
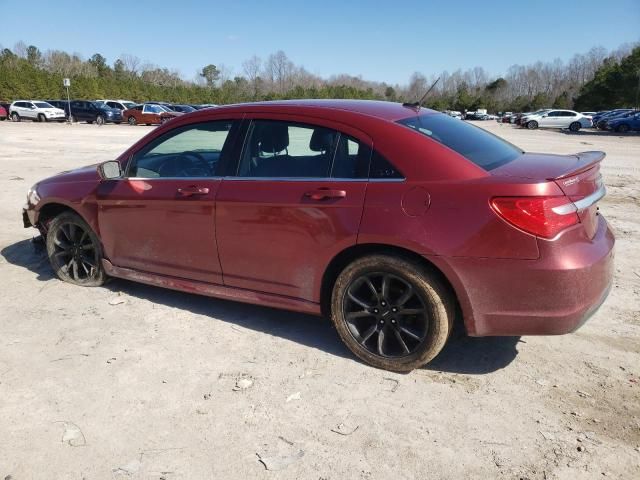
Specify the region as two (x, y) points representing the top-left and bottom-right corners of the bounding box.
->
(490, 196), (579, 239)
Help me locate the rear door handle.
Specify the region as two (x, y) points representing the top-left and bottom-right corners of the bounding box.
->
(304, 188), (347, 201)
(177, 186), (210, 197)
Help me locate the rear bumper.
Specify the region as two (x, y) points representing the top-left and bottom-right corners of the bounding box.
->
(431, 215), (615, 336)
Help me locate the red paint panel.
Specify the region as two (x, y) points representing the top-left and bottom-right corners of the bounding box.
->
(96, 178), (223, 284)
(216, 180), (367, 302)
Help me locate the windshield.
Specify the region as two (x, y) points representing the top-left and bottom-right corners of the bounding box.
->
(34, 102), (54, 109)
(158, 105), (173, 112)
(91, 102), (106, 109)
(177, 105), (196, 112)
(397, 113), (523, 171)
(123, 102), (136, 109)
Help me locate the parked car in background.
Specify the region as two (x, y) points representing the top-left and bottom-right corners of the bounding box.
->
(581, 111), (597, 117)
(592, 109), (634, 128)
(192, 104), (218, 110)
(95, 99), (137, 112)
(596, 110), (638, 130)
(46, 100), (122, 125)
(171, 104), (197, 113)
(123, 103), (180, 125)
(9, 100), (66, 122)
(22, 100), (614, 372)
(606, 111), (640, 133)
(0, 104), (7, 120)
(522, 109), (590, 131)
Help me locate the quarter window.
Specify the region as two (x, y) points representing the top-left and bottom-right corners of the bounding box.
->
(128, 121), (234, 178)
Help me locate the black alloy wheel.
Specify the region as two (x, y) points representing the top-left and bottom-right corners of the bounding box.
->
(343, 273), (429, 358)
(331, 255), (453, 372)
(46, 212), (106, 286)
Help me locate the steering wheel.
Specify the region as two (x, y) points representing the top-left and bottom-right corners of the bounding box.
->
(158, 151), (211, 177)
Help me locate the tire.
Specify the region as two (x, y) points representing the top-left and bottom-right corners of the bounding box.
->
(46, 211), (106, 287)
(114, 121), (121, 125)
(616, 124), (630, 133)
(11, 112), (20, 122)
(526, 120), (538, 129)
(128, 116), (137, 125)
(569, 122), (581, 132)
(330, 254), (454, 372)
(95, 115), (104, 126)
(38, 113), (47, 122)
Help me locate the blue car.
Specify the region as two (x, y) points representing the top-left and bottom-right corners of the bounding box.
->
(594, 109), (635, 129)
(607, 111), (640, 133)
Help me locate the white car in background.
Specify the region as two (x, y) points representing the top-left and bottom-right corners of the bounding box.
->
(9, 100), (66, 122)
(95, 99), (137, 111)
(522, 109), (591, 132)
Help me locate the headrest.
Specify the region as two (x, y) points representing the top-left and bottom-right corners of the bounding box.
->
(309, 128), (336, 152)
(257, 123), (289, 153)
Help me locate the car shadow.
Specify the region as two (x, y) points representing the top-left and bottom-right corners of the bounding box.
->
(1, 238), (519, 374)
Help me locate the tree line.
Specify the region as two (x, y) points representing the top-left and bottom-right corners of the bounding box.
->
(0, 40), (637, 111)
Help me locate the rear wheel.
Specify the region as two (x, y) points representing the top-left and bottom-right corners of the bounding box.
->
(46, 212), (106, 287)
(527, 120), (538, 129)
(616, 124), (630, 133)
(128, 116), (137, 125)
(569, 122), (581, 132)
(11, 112), (20, 122)
(330, 254), (454, 372)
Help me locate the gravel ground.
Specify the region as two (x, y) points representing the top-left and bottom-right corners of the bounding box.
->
(0, 119), (638, 479)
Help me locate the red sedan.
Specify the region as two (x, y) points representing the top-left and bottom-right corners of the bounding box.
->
(22, 100), (614, 371)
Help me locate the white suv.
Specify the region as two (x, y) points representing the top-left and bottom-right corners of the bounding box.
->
(522, 109), (592, 132)
(95, 99), (136, 111)
(9, 100), (66, 122)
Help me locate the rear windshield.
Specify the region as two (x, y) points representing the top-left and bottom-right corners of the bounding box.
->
(397, 113), (523, 171)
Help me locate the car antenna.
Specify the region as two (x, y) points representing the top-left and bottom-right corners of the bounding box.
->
(402, 77), (440, 109)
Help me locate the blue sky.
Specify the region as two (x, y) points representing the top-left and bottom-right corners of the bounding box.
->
(1, 0), (638, 84)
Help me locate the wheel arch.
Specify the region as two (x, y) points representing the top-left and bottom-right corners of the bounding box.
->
(319, 243), (468, 333)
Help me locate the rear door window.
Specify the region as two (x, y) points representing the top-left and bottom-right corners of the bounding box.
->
(397, 113), (522, 171)
(236, 120), (371, 179)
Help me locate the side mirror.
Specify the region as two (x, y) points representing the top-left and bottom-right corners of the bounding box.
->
(98, 161), (122, 180)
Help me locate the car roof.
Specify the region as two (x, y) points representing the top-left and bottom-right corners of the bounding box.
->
(207, 100), (437, 122)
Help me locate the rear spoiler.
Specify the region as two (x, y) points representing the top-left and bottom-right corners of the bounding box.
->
(549, 151), (606, 180)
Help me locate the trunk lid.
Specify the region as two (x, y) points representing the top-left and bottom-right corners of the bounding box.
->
(492, 151), (606, 239)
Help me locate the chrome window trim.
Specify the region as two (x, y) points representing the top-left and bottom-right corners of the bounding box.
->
(124, 176), (223, 181)
(552, 184), (606, 215)
(119, 176), (406, 182)
(223, 176), (367, 182)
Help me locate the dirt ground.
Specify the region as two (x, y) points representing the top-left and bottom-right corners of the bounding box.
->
(0, 119), (638, 479)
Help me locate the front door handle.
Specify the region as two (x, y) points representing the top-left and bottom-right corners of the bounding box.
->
(304, 188), (347, 201)
(177, 186), (210, 197)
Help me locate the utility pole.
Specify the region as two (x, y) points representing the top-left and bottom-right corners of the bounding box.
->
(63, 78), (71, 124)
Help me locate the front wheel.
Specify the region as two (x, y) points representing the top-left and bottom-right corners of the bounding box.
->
(331, 254), (454, 372)
(95, 115), (104, 126)
(616, 124), (630, 133)
(38, 113), (47, 122)
(46, 212), (106, 287)
(526, 120), (538, 129)
(569, 122), (581, 132)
